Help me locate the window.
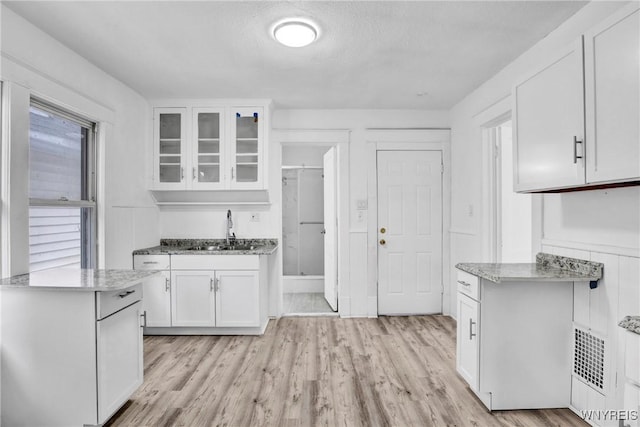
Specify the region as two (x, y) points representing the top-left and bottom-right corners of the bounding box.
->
(29, 99), (96, 272)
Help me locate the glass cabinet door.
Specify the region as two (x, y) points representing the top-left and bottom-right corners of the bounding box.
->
(156, 109), (186, 185)
(232, 108), (262, 186)
(193, 108), (224, 186)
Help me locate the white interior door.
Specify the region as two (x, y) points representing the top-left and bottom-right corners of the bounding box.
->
(323, 147), (338, 311)
(377, 150), (442, 315)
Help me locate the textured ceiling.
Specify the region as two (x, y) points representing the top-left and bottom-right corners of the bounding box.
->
(4, 1), (587, 109)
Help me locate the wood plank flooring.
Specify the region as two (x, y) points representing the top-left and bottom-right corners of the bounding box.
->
(106, 316), (588, 427)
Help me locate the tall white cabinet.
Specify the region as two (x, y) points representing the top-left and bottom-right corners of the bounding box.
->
(152, 100), (270, 191)
(513, 3), (639, 192)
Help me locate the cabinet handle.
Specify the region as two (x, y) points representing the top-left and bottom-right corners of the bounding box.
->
(141, 311), (147, 328)
(210, 277), (214, 291)
(118, 290), (135, 298)
(231, 167), (235, 180)
(469, 318), (477, 340)
(457, 280), (471, 287)
(214, 277), (220, 292)
(143, 261), (159, 265)
(181, 167), (184, 180)
(165, 277), (170, 292)
(573, 136), (583, 164)
(193, 167), (196, 180)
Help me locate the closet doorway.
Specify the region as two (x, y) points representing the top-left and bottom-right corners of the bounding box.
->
(281, 145), (338, 315)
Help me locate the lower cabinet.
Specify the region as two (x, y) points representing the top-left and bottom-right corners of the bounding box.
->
(456, 292), (479, 391)
(622, 330), (640, 427)
(455, 269), (575, 410)
(134, 254), (269, 334)
(172, 270), (216, 327)
(216, 270), (260, 327)
(143, 270), (172, 327)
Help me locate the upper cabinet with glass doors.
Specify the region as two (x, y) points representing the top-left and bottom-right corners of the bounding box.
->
(152, 102), (269, 191)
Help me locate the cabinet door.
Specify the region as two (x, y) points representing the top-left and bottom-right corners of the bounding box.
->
(513, 39), (585, 192)
(192, 108), (226, 189)
(230, 107), (263, 189)
(96, 301), (143, 424)
(456, 293), (479, 391)
(154, 108), (188, 189)
(215, 270), (260, 327)
(584, 4), (640, 184)
(142, 271), (171, 327)
(623, 383), (640, 427)
(171, 271), (216, 327)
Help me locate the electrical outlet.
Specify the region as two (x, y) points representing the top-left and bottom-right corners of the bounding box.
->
(250, 212), (260, 222)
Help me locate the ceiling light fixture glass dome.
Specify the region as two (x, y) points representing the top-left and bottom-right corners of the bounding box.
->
(273, 19), (318, 47)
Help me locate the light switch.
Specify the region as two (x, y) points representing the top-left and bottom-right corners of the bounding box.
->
(250, 213), (260, 222)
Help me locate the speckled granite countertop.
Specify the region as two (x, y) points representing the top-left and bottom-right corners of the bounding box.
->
(619, 316), (640, 335)
(0, 268), (159, 291)
(133, 238), (278, 256)
(456, 253), (603, 284)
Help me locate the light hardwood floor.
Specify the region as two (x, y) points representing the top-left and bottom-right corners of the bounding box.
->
(107, 316), (588, 427)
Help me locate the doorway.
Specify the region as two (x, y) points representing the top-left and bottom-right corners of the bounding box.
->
(489, 120), (532, 262)
(281, 145), (338, 315)
(377, 150), (443, 315)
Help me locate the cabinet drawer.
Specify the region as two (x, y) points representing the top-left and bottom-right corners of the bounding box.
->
(134, 255), (170, 270)
(626, 330), (640, 385)
(97, 283), (143, 319)
(171, 255), (260, 270)
(457, 270), (480, 300)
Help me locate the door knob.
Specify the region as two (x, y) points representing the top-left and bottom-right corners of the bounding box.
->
(380, 227), (386, 234)
(379, 239), (386, 245)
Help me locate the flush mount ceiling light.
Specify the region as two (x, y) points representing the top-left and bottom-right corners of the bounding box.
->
(273, 19), (318, 47)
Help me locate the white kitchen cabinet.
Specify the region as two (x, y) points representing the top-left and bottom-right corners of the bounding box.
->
(215, 270), (260, 327)
(153, 108), (188, 189)
(171, 270), (216, 327)
(230, 107), (264, 189)
(192, 107), (225, 189)
(1, 281), (145, 426)
(622, 329), (640, 427)
(455, 269), (575, 410)
(584, 4), (640, 184)
(97, 300), (144, 421)
(456, 292), (479, 391)
(513, 3), (640, 192)
(513, 40), (585, 192)
(139, 254), (270, 334)
(134, 255), (172, 327)
(151, 101), (269, 191)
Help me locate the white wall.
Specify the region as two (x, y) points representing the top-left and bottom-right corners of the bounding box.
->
(449, 0), (639, 418)
(273, 110), (450, 317)
(0, 5), (160, 272)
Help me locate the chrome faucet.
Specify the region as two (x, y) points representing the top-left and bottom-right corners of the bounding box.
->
(226, 209), (236, 245)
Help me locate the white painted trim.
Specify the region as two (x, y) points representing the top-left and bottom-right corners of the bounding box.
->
(274, 129), (350, 144)
(96, 122), (108, 268)
(366, 129), (451, 317)
(1, 81), (11, 278)
(0, 53), (115, 124)
(541, 239), (640, 258)
(275, 129), (351, 318)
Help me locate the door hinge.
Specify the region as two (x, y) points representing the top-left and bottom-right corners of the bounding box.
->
(441, 163), (444, 174)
